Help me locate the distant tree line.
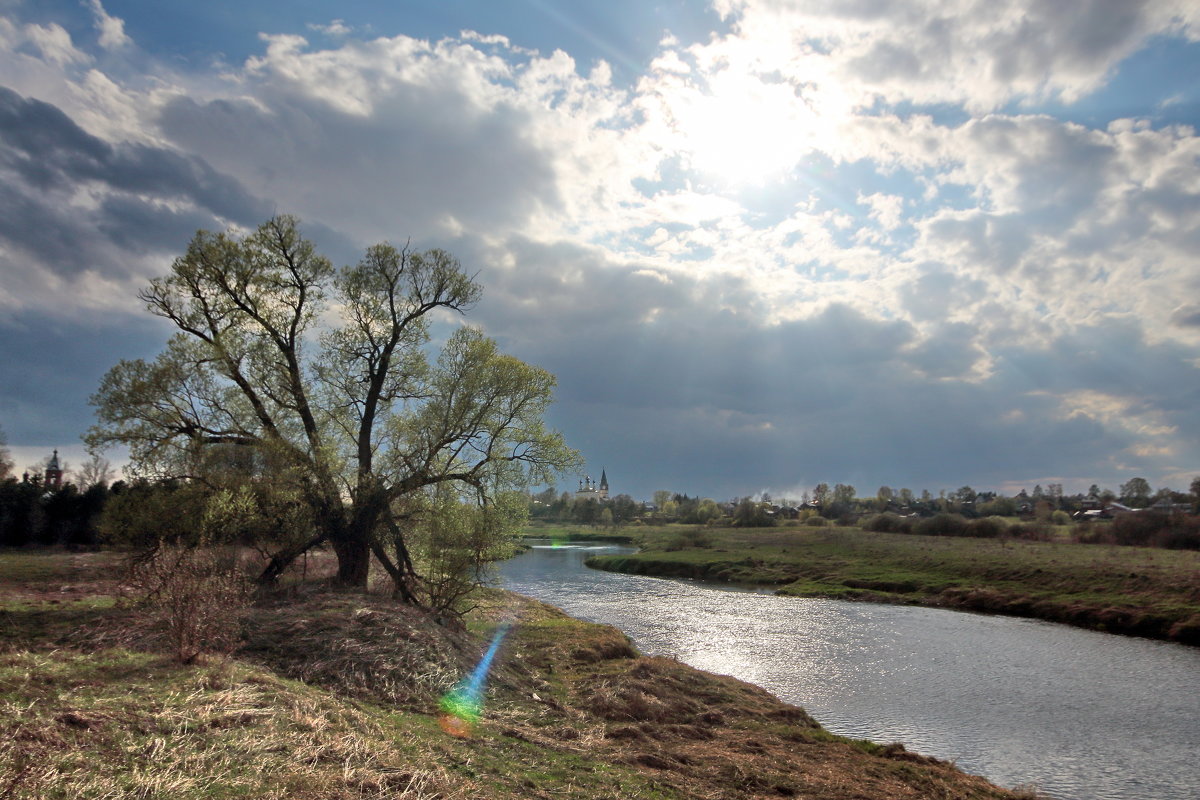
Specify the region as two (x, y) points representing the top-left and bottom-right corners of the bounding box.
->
(528, 474), (1200, 549)
(0, 478), (111, 548)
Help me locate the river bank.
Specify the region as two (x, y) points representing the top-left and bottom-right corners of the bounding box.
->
(579, 524), (1200, 645)
(0, 549), (1026, 799)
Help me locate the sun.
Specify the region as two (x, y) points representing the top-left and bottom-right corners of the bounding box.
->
(661, 67), (835, 186)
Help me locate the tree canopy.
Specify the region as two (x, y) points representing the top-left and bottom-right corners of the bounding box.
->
(88, 216), (578, 595)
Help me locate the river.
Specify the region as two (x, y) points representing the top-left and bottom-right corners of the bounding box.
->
(497, 541), (1200, 800)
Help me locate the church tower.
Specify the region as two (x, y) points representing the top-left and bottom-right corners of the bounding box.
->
(599, 469), (609, 500)
(44, 449), (63, 490)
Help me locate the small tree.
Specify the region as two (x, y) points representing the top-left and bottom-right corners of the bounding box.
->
(406, 488), (526, 616)
(76, 453), (115, 489)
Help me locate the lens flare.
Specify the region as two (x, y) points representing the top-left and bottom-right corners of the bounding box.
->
(438, 621), (512, 738)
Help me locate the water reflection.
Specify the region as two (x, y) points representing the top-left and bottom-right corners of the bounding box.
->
(500, 542), (1200, 800)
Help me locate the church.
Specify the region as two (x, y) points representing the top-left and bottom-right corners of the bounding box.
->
(574, 469), (609, 502)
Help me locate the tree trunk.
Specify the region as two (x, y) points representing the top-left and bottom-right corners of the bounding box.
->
(258, 532), (326, 585)
(331, 534), (372, 587)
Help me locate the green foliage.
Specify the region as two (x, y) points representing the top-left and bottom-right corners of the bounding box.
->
(977, 496), (1017, 517)
(663, 528), (713, 551)
(87, 216), (578, 591)
(1119, 477), (1152, 508)
(409, 489), (527, 615)
(862, 513), (912, 533)
(732, 497), (775, 527)
(0, 478), (110, 548)
(912, 514), (970, 537)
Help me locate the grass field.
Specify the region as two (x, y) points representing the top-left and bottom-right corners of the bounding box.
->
(582, 524), (1200, 645)
(0, 547), (1031, 799)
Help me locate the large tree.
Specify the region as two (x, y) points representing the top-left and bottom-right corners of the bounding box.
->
(1119, 477), (1152, 508)
(88, 216), (577, 593)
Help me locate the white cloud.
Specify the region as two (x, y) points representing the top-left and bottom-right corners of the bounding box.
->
(1, 2), (1199, 495)
(307, 19), (352, 38)
(22, 21), (90, 66)
(713, 0), (1200, 112)
(84, 0), (130, 51)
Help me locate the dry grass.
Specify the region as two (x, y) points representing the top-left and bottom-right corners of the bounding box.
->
(0, 549), (1036, 800)
(0, 650), (467, 799)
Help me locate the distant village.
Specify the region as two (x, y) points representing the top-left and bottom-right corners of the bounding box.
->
(3, 451), (1198, 550)
(530, 469), (1200, 531)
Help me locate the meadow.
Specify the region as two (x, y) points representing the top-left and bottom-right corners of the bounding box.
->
(580, 523), (1200, 644)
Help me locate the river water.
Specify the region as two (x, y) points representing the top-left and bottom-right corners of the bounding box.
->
(497, 542), (1200, 800)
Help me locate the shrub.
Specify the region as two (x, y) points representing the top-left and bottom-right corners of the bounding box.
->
(1072, 520), (1115, 544)
(1051, 510), (1072, 525)
(804, 515), (828, 527)
(1158, 521), (1200, 550)
(1111, 512), (1168, 547)
(964, 517), (1004, 538)
(1007, 521), (1052, 541)
(862, 513), (913, 534)
(913, 514), (969, 537)
(125, 542), (252, 663)
(664, 528), (713, 551)
(1080, 512), (1200, 550)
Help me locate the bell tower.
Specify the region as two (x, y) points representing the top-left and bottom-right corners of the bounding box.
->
(44, 449), (63, 490)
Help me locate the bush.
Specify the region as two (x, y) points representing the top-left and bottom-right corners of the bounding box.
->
(913, 514), (969, 537)
(1159, 517), (1200, 550)
(804, 516), (828, 527)
(862, 513), (913, 533)
(1007, 521), (1052, 541)
(663, 528), (713, 551)
(964, 517), (1005, 538)
(1109, 512), (1200, 550)
(1051, 510), (1072, 525)
(125, 543), (252, 663)
(1111, 512), (1168, 547)
(1072, 520), (1115, 544)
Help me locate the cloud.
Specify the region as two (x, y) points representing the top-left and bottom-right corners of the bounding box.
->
(714, 0), (1200, 111)
(0, 85), (269, 308)
(0, 309), (168, 445)
(84, 0), (130, 51)
(155, 35), (572, 245)
(0, 2), (1197, 498)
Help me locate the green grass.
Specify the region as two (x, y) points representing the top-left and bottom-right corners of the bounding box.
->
(581, 525), (1200, 644)
(520, 521), (639, 544)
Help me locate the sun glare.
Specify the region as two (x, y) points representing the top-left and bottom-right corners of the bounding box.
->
(670, 70), (827, 186)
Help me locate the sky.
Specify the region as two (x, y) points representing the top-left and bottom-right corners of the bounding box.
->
(2, 0), (1199, 502)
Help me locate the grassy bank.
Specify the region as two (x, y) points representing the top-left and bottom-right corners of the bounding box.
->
(521, 521), (639, 544)
(583, 524), (1200, 645)
(0, 548), (1031, 799)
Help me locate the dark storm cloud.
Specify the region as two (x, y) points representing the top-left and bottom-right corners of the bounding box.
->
(0, 86), (268, 278)
(0, 87), (264, 220)
(461, 234), (1199, 497)
(1172, 306), (1200, 329)
(0, 310), (169, 445)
